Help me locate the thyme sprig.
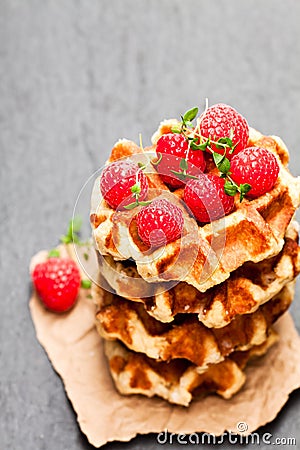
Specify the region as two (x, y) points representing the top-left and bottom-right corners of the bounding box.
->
(124, 135), (152, 210)
(171, 106), (251, 201)
(123, 179), (152, 210)
(61, 216), (83, 244)
(212, 151), (251, 201)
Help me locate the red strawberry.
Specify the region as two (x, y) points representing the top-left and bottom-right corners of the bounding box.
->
(100, 160), (148, 209)
(230, 147), (280, 198)
(137, 198), (184, 247)
(200, 103), (249, 158)
(184, 174), (235, 223)
(32, 257), (81, 312)
(155, 133), (206, 189)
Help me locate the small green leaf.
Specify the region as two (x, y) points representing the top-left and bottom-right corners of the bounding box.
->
(215, 137), (234, 150)
(213, 152), (230, 174)
(185, 173), (199, 180)
(218, 158), (231, 174)
(190, 140), (208, 151)
(83, 252), (89, 261)
(213, 152), (224, 166)
(229, 143), (237, 155)
(171, 126), (182, 134)
(123, 201), (139, 210)
(179, 158), (188, 171)
(137, 162), (146, 170)
(170, 170), (187, 181)
(239, 183), (252, 202)
(224, 181), (238, 196)
(131, 183), (141, 195)
(138, 200), (152, 207)
(60, 235), (71, 244)
(86, 294), (93, 299)
(240, 183), (252, 194)
(60, 216), (83, 245)
(72, 216), (83, 233)
(183, 107), (198, 123)
(48, 248), (60, 258)
(81, 279), (92, 289)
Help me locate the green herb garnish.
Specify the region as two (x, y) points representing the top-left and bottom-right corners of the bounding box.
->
(170, 104), (252, 202)
(81, 279), (92, 289)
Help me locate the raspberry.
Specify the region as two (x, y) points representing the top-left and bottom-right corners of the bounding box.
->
(100, 160), (148, 209)
(200, 103), (249, 158)
(155, 133), (206, 188)
(230, 147), (280, 198)
(137, 198), (184, 247)
(32, 257), (81, 313)
(184, 174), (234, 223)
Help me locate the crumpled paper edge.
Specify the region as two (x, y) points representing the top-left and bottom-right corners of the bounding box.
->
(29, 247), (300, 447)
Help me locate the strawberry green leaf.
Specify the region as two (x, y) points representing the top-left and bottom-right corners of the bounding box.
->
(48, 249), (60, 258)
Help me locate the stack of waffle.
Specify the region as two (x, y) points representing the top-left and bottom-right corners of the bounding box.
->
(90, 124), (300, 406)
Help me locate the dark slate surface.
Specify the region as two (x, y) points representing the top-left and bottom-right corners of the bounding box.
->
(1, 1), (299, 449)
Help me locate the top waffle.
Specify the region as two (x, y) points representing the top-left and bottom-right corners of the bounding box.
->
(91, 126), (300, 293)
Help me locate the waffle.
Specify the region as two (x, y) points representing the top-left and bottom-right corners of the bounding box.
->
(94, 282), (294, 370)
(91, 127), (300, 293)
(104, 330), (278, 406)
(97, 221), (300, 326)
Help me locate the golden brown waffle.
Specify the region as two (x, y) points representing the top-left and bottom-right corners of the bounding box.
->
(94, 282), (294, 370)
(104, 330), (278, 406)
(91, 127), (300, 293)
(97, 221), (300, 326)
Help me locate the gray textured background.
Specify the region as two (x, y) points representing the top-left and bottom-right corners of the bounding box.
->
(1, 1), (300, 449)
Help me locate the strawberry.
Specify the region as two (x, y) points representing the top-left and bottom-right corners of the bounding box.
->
(230, 147), (280, 198)
(100, 160), (148, 209)
(184, 174), (235, 223)
(136, 198), (184, 247)
(200, 103), (249, 158)
(32, 257), (81, 313)
(155, 133), (206, 189)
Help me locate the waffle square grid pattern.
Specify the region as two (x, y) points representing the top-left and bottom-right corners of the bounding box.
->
(90, 121), (300, 406)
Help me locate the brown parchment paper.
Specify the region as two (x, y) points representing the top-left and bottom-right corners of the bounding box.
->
(29, 246), (300, 448)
